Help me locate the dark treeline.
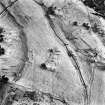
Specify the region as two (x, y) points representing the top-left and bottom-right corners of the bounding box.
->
(83, 0), (105, 17)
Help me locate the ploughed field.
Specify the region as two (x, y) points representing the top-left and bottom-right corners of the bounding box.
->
(0, 0), (105, 105)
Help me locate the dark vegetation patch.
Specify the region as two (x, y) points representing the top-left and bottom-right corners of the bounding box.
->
(72, 21), (78, 26)
(91, 22), (105, 37)
(82, 23), (90, 30)
(40, 63), (47, 70)
(83, 0), (105, 17)
(0, 75), (8, 84)
(0, 34), (4, 42)
(0, 46), (5, 56)
(0, 75), (9, 104)
(24, 91), (44, 102)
